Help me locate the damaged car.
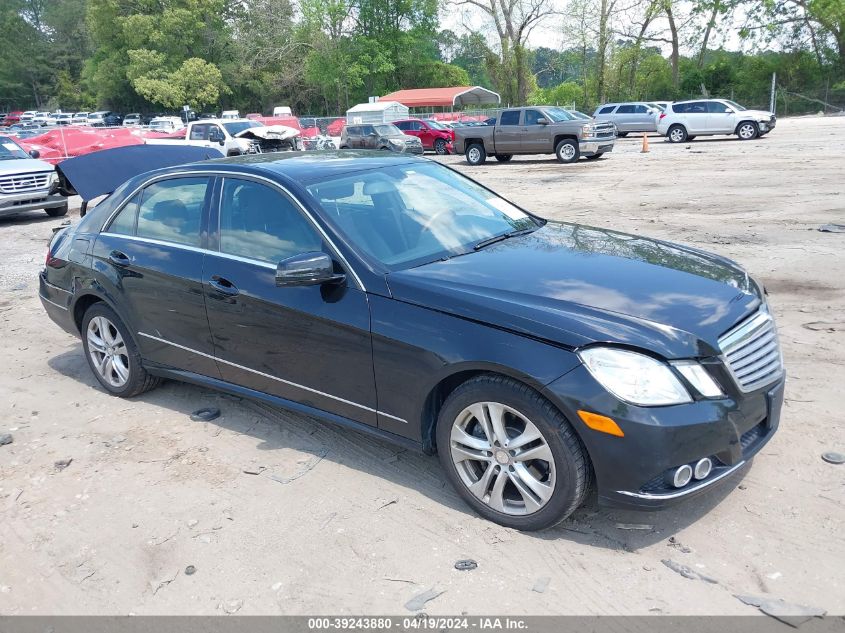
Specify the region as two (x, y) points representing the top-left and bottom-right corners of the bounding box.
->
(146, 119), (301, 156)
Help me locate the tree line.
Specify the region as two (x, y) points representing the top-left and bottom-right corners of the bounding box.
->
(1, 0), (843, 116)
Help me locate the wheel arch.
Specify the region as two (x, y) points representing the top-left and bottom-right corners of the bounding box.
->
(419, 364), (561, 455)
(553, 134), (578, 148)
(462, 138), (485, 149)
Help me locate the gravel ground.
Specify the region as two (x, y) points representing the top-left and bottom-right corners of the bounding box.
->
(0, 116), (843, 615)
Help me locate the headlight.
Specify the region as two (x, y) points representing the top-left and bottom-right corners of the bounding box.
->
(671, 361), (724, 398)
(48, 172), (58, 185)
(578, 347), (692, 406)
(582, 124), (595, 135)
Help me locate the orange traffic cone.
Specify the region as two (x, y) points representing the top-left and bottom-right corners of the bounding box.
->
(641, 132), (650, 153)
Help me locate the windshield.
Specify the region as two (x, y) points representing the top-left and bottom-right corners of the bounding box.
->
(0, 136), (28, 160)
(374, 124), (402, 136)
(306, 162), (540, 269)
(567, 110), (592, 120)
(723, 100), (747, 111)
(423, 119), (447, 130)
(543, 107), (576, 122)
(223, 121), (262, 135)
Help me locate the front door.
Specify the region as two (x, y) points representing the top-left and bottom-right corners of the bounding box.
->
(93, 175), (220, 378)
(522, 109), (552, 153)
(203, 176), (378, 426)
(706, 101), (736, 133)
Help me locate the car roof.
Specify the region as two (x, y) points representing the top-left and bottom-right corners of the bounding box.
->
(184, 151), (426, 185)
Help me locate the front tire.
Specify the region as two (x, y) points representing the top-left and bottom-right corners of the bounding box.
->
(434, 138), (449, 155)
(81, 303), (161, 398)
(46, 203), (68, 217)
(555, 139), (579, 164)
(466, 143), (486, 165)
(737, 121), (759, 140)
(436, 374), (590, 531)
(667, 125), (687, 143)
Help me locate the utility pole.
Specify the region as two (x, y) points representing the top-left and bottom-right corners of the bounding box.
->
(770, 72), (777, 114)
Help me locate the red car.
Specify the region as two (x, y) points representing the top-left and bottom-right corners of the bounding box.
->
(2, 111), (23, 126)
(393, 119), (454, 154)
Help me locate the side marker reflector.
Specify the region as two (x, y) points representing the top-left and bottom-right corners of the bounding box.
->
(577, 410), (624, 437)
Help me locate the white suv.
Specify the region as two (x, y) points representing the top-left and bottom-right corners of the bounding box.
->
(657, 99), (776, 143)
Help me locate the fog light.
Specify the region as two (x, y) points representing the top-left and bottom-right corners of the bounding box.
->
(669, 464), (693, 488)
(694, 458), (713, 480)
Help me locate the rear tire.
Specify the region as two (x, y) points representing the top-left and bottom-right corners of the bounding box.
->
(494, 154), (513, 162)
(686, 135), (697, 141)
(81, 303), (161, 398)
(46, 203), (68, 217)
(667, 125), (687, 143)
(555, 139), (579, 164)
(585, 153), (603, 161)
(436, 374), (591, 531)
(617, 132), (629, 138)
(466, 143), (487, 166)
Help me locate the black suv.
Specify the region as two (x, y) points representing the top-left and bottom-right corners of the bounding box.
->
(339, 123), (423, 154)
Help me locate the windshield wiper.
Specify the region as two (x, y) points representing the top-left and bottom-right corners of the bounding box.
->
(473, 226), (538, 251)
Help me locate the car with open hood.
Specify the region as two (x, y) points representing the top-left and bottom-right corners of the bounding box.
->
(39, 152), (784, 531)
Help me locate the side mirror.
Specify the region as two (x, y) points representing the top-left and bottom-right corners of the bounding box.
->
(536, 118), (548, 125)
(29, 149), (40, 159)
(218, 139), (225, 146)
(724, 108), (734, 114)
(276, 252), (345, 287)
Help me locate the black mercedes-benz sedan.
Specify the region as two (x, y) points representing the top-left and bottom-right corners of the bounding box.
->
(39, 151), (784, 531)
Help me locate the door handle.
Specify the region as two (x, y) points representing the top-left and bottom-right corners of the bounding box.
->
(108, 250), (130, 267)
(209, 275), (239, 297)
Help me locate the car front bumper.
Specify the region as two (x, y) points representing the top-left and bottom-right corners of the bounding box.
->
(543, 364), (784, 510)
(579, 139), (615, 156)
(758, 118), (776, 133)
(0, 191), (66, 217)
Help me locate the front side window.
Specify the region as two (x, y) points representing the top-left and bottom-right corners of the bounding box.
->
(306, 162), (540, 269)
(633, 105), (649, 113)
(707, 101), (730, 113)
(219, 179), (323, 264)
(136, 177), (208, 247)
(524, 109), (545, 125)
(499, 110), (521, 125)
(617, 105), (635, 114)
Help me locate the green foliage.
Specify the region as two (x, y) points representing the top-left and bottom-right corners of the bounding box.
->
(529, 82), (582, 106)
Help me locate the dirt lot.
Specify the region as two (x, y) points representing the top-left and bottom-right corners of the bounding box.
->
(1, 117), (843, 616)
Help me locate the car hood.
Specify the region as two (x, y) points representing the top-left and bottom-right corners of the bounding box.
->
(0, 157), (54, 176)
(742, 109), (774, 120)
(386, 222), (762, 359)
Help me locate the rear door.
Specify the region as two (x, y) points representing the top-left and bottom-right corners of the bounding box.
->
(684, 101), (709, 133)
(93, 175), (220, 378)
(202, 176), (378, 426)
(494, 110), (522, 154)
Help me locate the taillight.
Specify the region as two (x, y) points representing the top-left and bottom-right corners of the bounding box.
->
(659, 112), (666, 120)
(45, 246), (52, 265)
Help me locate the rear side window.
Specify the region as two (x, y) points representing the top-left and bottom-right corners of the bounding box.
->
(499, 110), (521, 125)
(616, 105), (635, 114)
(599, 106), (615, 114)
(136, 177), (209, 247)
(107, 192), (141, 235)
(219, 179), (324, 264)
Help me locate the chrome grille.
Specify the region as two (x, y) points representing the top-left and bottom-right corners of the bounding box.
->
(594, 122), (616, 139)
(718, 308), (783, 392)
(0, 172), (52, 194)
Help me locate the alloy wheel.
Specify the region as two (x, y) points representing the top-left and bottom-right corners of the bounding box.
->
(449, 402), (556, 516)
(435, 139), (448, 155)
(669, 127), (685, 142)
(467, 147), (481, 163)
(86, 315), (130, 388)
(738, 123), (757, 139)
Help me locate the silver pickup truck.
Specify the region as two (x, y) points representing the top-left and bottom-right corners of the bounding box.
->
(0, 135), (67, 219)
(454, 106), (616, 165)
